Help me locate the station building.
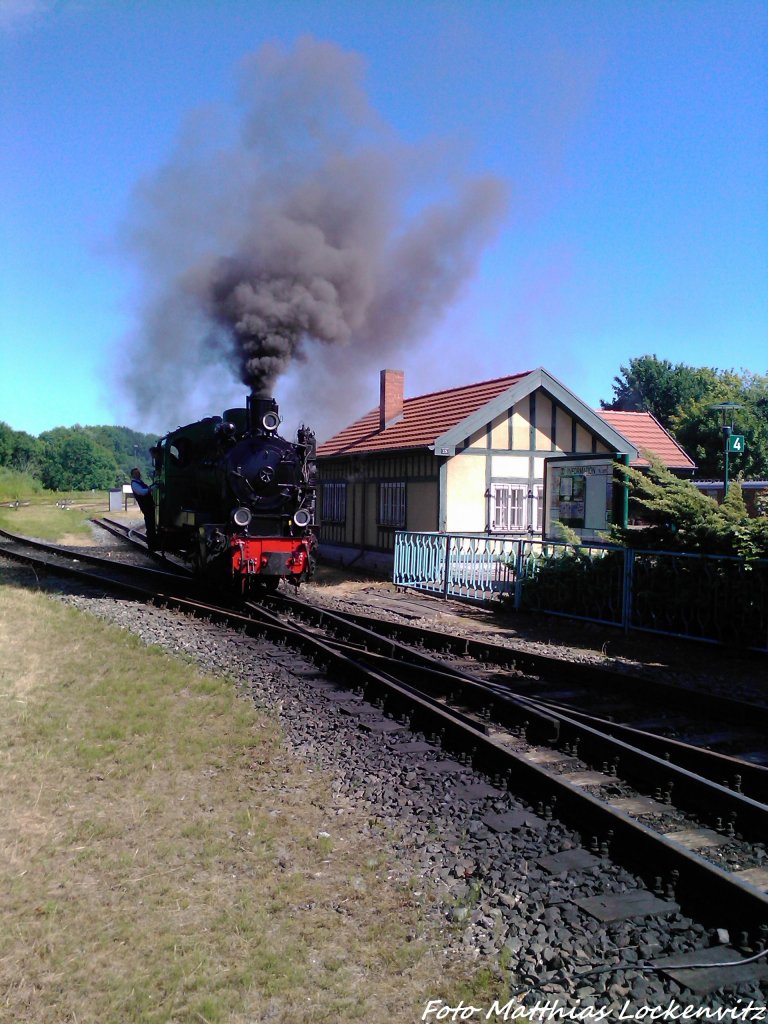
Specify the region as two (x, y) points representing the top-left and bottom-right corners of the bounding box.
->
(315, 367), (695, 571)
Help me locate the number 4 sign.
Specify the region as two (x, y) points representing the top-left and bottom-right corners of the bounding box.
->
(727, 434), (746, 453)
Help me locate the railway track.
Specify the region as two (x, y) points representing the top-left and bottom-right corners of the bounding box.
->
(239, 595), (768, 914)
(261, 590), (768, 768)
(86, 522), (768, 771)
(3, 522), (768, 993)
(0, 524), (193, 595)
(276, 614), (768, 816)
(267, 590), (768, 767)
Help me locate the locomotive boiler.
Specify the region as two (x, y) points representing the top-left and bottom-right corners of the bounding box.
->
(151, 394), (316, 593)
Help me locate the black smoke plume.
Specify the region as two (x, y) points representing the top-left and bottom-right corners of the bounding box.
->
(119, 37), (508, 430)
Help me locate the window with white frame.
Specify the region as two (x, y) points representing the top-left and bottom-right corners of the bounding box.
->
(490, 482), (544, 532)
(490, 483), (525, 531)
(322, 481), (347, 523)
(378, 481), (406, 527)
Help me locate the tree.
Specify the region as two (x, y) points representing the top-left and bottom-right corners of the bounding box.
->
(83, 425), (158, 481)
(10, 431), (42, 474)
(0, 419), (156, 491)
(603, 356), (768, 479)
(39, 428), (120, 491)
(0, 422), (43, 475)
(602, 355), (720, 424)
(0, 422), (14, 466)
(668, 372), (768, 479)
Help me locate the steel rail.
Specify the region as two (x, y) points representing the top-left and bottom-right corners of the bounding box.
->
(531, 697), (768, 797)
(2, 538), (767, 936)
(363, 637), (768, 839)
(90, 517), (195, 577)
(310, 630), (768, 801)
(6, 531), (764, 825)
(248, 600), (768, 936)
(234, 598), (768, 937)
(255, 594), (768, 838)
(0, 526), (192, 587)
(270, 591), (768, 743)
(90, 516), (153, 551)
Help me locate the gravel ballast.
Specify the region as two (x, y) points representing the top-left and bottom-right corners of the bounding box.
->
(52, 585), (768, 1013)
(3, 536), (767, 1013)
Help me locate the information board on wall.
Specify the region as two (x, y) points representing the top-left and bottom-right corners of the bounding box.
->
(544, 458), (616, 541)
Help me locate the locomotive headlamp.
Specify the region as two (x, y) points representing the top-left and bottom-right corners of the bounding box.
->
(293, 507), (312, 528)
(261, 411), (281, 432)
(232, 507), (252, 528)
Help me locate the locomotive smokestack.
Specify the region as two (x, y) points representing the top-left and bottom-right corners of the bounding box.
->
(247, 394), (280, 435)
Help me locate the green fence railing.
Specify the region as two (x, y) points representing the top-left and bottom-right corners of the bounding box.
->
(393, 531), (768, 651)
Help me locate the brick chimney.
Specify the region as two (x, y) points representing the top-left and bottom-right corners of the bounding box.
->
(379, 369), (404, 431)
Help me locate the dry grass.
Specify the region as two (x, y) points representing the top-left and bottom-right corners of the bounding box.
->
(0, 499), (100, 544)
(0, 583), (501, 1023)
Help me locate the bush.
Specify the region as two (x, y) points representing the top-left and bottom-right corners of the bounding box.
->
(613, 455), (768, 560)
(0, 467), (45, 503)
(519, 544), (626, 624)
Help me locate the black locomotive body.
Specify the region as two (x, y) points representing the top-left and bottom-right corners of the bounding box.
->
(151, 395), (316, 593)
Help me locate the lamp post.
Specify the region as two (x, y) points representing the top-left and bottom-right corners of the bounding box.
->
(710, 402), (742, 499)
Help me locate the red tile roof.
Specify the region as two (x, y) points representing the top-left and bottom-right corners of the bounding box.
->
(317, 372), (532, 457)
(596, 410), (696, 470)
(316, 372), (696, 470)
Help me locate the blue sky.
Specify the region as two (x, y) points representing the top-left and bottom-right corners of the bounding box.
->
(1, 0), (766, 443)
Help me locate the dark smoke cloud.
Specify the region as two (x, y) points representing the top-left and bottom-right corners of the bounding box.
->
(119, 36), (508, 432)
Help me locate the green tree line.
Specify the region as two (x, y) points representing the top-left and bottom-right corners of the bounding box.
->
(0, 421), (158, 492)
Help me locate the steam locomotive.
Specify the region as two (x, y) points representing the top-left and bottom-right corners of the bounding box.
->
(150, 394), (317, 594)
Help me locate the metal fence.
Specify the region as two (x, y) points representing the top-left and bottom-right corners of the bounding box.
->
(393, 531), (768, 651)
(393, 530), (521, 602)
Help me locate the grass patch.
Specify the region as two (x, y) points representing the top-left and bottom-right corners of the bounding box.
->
(0, 584), (501, 1022)
(0, 494), (109, 543)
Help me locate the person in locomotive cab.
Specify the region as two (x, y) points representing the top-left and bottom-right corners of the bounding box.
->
(130, 468), (157, 551)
